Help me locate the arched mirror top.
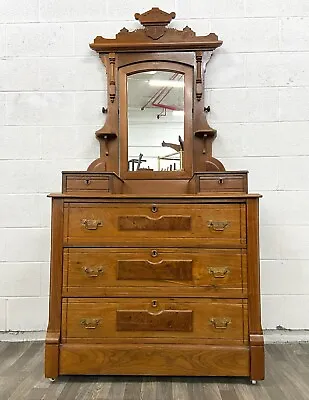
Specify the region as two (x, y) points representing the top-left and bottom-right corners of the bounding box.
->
(87, 7), (225, 177)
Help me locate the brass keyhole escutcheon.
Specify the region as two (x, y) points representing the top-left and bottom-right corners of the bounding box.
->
(151, 249), (158, 257)
(84, 179), (90, 185)
(152, 300), (158, 308)
(151, 204), (158, 213)
(218, 178), (224, 184)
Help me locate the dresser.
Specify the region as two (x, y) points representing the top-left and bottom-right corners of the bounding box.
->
(45, 8), (264, 383)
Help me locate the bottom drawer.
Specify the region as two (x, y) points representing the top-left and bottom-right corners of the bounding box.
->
(59, 344), (250, 376)
(62, 298), (248, 342)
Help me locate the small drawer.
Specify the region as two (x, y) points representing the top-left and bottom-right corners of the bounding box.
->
(190, 172), (248, 194)
(63, 202), (246, 247)
(62, 248), (246, 296)
(62, 298), (248, 342)
(62, 172), (123, 193)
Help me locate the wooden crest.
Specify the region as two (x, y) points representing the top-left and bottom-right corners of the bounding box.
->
(135, 8), (175, 40)
(90, 8), (222, 52)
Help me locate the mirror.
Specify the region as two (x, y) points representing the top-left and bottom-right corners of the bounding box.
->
(127, 71), (184, 172)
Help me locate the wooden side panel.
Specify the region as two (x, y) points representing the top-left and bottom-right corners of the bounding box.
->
(247, 198), (265, 381)
(45, 198), (64, 379)
(59, 344), (250, 376)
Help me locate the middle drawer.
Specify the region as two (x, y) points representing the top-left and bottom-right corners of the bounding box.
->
(62, 248), (247, 297)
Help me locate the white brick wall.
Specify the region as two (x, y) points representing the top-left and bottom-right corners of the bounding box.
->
(0, 0), (308, 332)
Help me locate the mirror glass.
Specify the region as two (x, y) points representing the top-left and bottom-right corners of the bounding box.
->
(127, 71), (184, 172)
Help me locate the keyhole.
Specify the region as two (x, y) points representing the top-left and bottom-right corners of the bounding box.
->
(151, 205), (158, 213)
(218, 178), (224, 184)
(151, 249), (158, 257)
(152, 300), (157, 308)
(84, 179), (90, 185)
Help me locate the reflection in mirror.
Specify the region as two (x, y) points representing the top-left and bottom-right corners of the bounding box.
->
(127, 71), (184, 172)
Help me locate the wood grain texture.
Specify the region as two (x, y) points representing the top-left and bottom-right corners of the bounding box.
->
(59, 344), (250, 376)
(116, 310), (193, 332)
(2, 343), (307, 399)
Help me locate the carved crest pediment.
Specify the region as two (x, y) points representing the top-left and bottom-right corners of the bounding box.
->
(90, 8), (222, 52)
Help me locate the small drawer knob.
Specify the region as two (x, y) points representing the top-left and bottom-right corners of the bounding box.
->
(151, 249), (158, 257)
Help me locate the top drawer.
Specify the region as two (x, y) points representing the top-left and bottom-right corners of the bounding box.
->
(190, 172), (248, 194)
(63, 203), (246, 247)
(62, 172), (123, 194)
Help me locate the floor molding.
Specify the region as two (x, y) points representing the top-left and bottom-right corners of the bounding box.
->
(0, 330), (309, 343)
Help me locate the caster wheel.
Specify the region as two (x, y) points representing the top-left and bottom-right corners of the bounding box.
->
(49, 378), (56, 383)
(251, 380), (257, 385)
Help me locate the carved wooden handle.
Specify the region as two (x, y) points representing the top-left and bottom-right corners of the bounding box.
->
(83, 266), (104, 278)
(80, 219), (103, 230)
(80, 318), (101, 329)
(207, 220), (229, 232)
(208, 267), (230, 279)
(209, 317), (231, 329)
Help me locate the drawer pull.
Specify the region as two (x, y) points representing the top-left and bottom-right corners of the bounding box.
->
(151, 204), (158, 213)
(207, 220), (229, 232)
(80, 318), (101, 329)
(208, 267), (230, 279)
(81, 219), (103, 230)
(83, 266), (104, 278)
(210, 318), (231, 329)
(151, 249), (158, 257)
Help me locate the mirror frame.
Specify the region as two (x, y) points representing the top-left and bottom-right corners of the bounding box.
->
(119, 61), (193, 179)
(88, 8), (225, 176)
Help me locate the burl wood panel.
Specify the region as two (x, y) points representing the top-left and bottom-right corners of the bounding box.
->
(62, 248), (246, 296)
(59, 344), (250, 376)
(117, 259), (193, 281)
(118, 215), (191, 231)
(63, 203), (246, 247)
(116, 310), (193, 332)
(61, 298), (247, 341)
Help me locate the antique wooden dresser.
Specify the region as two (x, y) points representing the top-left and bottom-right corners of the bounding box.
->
(45, 8), (264, 384)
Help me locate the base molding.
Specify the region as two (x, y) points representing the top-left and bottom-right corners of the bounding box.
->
(59, 344), (250, 377)
(1, 330), (309, 343)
